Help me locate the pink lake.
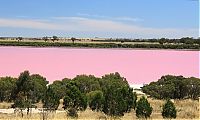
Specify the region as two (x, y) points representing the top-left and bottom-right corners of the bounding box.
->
(0, 47), (199, 85)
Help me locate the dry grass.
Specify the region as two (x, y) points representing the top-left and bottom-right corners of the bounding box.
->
(0, 98), (199, 120)
(148, 98), (199, 120)
(0, 102), (12, 109)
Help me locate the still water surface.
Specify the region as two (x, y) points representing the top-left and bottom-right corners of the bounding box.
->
(0, 47), (199, 85)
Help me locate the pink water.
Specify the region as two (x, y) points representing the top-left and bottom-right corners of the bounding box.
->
(0, 47), (199, 85)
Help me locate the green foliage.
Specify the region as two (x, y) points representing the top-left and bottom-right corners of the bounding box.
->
(30, 74), (48, 103)
(101, 73), (136, 117)
(182, 77), (200, 99)
(2, 70), (199, 118)
(73, 75), (101, 93)
(42, 86), (60, 111)
(87, 90), (104, 112)
(100, 72), (129, 92)
(71, 37), (76, 44)
(0, 39), (199, 49)
(142, 75), (200, 99)
(12, 71), (49, 112)
(63, 85), (87, 111)
(48, 78), (72, 100)
(162, 99), (177, 119)
(13, 71), (33, 107)
(0, 77), (16, 102)
(136, 96), (152, 119)
(48, 80), (66, 99)
(11, 71), (37, 116)
(42, 36), (48, 42)
(17, 37), (23, 41)
(52, 36), (58, 42)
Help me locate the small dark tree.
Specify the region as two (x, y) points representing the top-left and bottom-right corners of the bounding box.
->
(162, 99), (177, 119)
(67, 108), (78, 118)
(17, 37), (23, 42)
(71, 37), (76, 44)
(136, 96), (152, 119)
(103, 85), (134, 117)
(159, 38), (166, 45)
(52, 36), (58, 42)
(42, 36), (48, 42)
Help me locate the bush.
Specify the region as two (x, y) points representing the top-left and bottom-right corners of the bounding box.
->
(87, 90), (104, 112)
(162, 99), (177, 119)
(67, 108), (78, 118)
(142, 75), (200, 100)
(136, 96), (152, 119)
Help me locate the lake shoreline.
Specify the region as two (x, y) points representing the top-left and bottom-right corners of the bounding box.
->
(0, 40), (199, 51)
(0, 45), (199, 51)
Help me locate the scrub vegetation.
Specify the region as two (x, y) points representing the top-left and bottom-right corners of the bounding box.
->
(0, 71), (199, 119)
(0, 37), (199, 49)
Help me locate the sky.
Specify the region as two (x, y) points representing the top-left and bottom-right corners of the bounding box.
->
(0, 0), (199, 38)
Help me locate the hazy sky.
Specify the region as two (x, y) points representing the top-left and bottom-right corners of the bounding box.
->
(0, 0), (198, 38)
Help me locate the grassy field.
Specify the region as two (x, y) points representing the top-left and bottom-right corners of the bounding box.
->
(0, 98), (199, 120)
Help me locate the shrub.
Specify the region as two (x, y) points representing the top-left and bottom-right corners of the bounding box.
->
(136, 96), (153, 119)
(162, 99), (177, 119)
(67, 108), (78, 118)
(87, 90), (104, 112)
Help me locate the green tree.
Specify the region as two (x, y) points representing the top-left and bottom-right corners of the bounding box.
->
(42, 36), (48, 42)
(48, 78), (71, 99)
(48, 80), (66, 99)
(73, 75), (101, 93)
(142, 75), (194, 99)
(0, 77), (16, 102)
(12, 71), (35, 117)
(100, 72), (135, 117)
(136, 96), (153, 119)
(52, 36), (58, 42)
(71, 37), (76, 44)
(17, 37), (23, 42)
(102, 85), (135, 117)
(63, 85), (87, 118)
(42, 86), (60, 111)
(100, 72), (129, 92)
(182, 77), (200, 99)
(87, 90), (104, 112)
(159, 38), (167, 45)
(30, 74), (48, 103)
(162, 99), (177, 119)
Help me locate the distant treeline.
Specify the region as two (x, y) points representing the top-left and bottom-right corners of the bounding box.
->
(0, 40), (199, 49)
(142, 75), (200, 100)
(93, 37), (200, 45)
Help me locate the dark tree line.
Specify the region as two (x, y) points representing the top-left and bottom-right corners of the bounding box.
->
(142, 75), (200, 100)
(0, 71), (188, 119)
(0, 37), (199, 49)
(93, 37), (200, 45)
(0, 71), (137, 118)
